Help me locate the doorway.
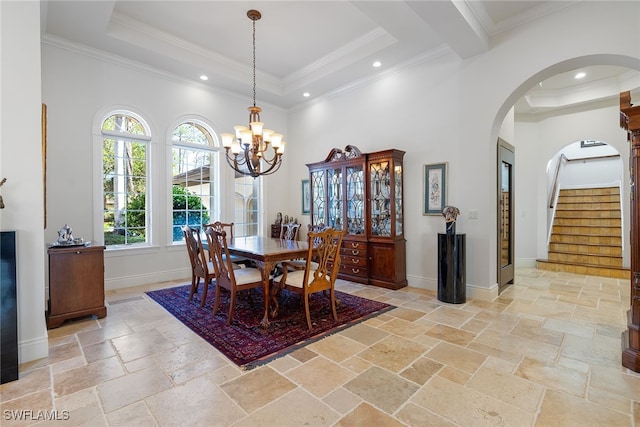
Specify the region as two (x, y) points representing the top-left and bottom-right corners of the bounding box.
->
(498, 139), (515, 292)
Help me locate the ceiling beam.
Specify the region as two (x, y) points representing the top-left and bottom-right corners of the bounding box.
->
(407, 0), (489, 59)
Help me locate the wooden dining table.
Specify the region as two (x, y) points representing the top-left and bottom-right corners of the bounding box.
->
(226, 236), (309, 328)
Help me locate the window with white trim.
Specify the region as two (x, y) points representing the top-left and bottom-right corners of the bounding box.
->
(102, 113), (151, 247)
(171, 121), (219, 242)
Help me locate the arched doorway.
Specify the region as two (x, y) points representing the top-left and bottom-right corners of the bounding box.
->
(494, 56), (639, 372)
(541, 141), (627, 276)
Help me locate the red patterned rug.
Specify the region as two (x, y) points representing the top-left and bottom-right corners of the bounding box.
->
(146, 284), (394, 369)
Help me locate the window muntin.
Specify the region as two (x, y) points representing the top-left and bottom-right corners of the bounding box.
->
(234, 175), (259, 237)
(102, 113), (150, 247)
(171, 121), (218, 242)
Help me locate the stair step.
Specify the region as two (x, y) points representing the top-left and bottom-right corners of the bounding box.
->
(536, 259), (629, 279)
(558, 195), (620, 203)
(548, 242), (622, 256)
(547, 251), (622, 267)
(553, 217), (621, 225)
(556, 211), (621, 220)
(550, 234), (622, 245)
(552, 225), (622, 235)
(559, 187), (620, 196)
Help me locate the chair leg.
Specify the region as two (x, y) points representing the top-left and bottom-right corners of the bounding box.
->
(227, 290), (236, 326)
(212, 284), (221, 315)
(330, 288), (338, 321)
(304, 292), (312, 330)
(200, 278), (211, 307)
(189, 275), (199, 301)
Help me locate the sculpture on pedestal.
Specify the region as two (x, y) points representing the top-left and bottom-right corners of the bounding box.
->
(442, 205), (460, 235)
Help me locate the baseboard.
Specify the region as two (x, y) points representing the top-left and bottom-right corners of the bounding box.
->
(19, 334), (49, 364)
(105, 268), (191, 291)
(516, 258), (537, 268)
(467, 282), (499, 301)
(405, 274), (437, 291)
(405, 274), (498, 302)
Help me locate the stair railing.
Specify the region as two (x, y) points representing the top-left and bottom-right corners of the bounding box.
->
(549, 154), (568, 209)
(546, 152), (622, 246)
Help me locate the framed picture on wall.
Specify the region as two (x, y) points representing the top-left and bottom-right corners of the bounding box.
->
(423, 163), (447, 215)
(301, 179), (310, 215)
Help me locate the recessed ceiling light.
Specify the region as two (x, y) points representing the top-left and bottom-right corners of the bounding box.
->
(372, 61), (382, 68)
(200, 75), (209, 81)
(303, 92), (310, 98)
(574, 72), (586, 79)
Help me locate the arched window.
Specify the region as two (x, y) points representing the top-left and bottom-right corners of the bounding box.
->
(102, 112), (151, 247)
(171, 120), (219, 242)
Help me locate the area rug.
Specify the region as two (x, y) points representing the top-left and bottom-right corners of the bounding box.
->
(146, 284), (394, 369)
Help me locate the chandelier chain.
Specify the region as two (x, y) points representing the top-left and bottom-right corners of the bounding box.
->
(252, 19), (256, 107)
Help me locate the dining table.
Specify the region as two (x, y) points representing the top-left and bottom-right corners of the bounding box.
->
(225, 236), (309, 328)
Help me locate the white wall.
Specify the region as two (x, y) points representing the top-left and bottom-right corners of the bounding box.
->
(0, 1), (48, 363)
(41, 41), (289, 290)
(286, 1), (640, 300)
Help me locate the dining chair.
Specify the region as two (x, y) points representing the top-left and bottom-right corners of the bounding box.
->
(273, 227), (346, 329)
(285, 223), (327, 271)
(182, 225), (216, 307)
(279, 222), (301, 241)
(204, 221), (251, 267)
(205, 227), (264, 325)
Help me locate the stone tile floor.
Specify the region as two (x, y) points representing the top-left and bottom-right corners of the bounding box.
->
(1, 268), (639, 426)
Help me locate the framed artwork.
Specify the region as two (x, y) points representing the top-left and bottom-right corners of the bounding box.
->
(423, 163), (447, 215)
(301, 179), (310, 214)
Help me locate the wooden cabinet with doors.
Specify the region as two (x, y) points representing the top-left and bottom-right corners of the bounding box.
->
(47, 245), (107, 328)
(307, 145), (407, 289)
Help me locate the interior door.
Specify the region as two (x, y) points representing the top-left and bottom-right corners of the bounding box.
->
(498, 139), (515, 292)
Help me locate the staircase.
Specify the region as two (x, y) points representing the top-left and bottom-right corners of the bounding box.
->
(537, 186), (630, 279)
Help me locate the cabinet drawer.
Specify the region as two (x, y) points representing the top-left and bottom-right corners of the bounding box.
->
(338, 263), (368, 278)
(341, 246), (367, 258)
(343, 240), (366, 250)
(340, 254), (367, 268)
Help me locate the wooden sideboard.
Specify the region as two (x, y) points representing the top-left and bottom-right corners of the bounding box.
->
(47, 245), (107, 328)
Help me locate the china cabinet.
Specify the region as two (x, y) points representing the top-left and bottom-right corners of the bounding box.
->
(307, 146), (407, 289)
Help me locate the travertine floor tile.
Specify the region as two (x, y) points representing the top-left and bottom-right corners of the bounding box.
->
(344, 366), (419, 414)
(53, 357), (125, 397)
(395, 402), (456, 426)
(306, 334), (367, 363)
(335, 402), (404, 427)
(97, 366), (172, 413)
(358, 335), (426, 372)
(515, 357), (587, 397)
(467, 366), (544, 412)
(146, 376), (245, 426)
(536, 388), (631, 426)
(426, 342), (486, 374)
(285, 356), (354, 398)
(412, 375), (534, 426)
(3, 268), (638, 427)
(220, 366), (296, 413)
(236, 388), (339, 427)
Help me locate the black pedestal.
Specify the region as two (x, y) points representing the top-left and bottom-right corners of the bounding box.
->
(437, 233), (466, 304)
(1, 231), (19, 383)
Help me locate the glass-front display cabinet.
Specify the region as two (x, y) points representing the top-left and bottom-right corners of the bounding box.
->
(367, 149), (406, 288)
(307, 146), (406, 289)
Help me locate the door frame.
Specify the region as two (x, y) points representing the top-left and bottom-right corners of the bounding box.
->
(498, 138), (515, 293)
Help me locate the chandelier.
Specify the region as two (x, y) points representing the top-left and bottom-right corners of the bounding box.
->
(221, 9), (285, 178)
